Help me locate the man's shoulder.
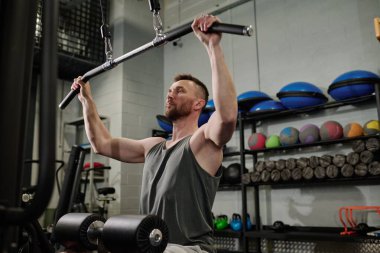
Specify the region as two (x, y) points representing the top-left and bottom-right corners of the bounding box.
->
(142, 137), (165, 155)
(190, 125), (223, 176)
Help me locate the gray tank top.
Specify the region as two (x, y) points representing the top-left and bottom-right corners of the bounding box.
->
(140, 136), (221, 253)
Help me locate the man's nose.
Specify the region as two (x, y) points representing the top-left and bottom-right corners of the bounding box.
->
(167, 91), (174, 99)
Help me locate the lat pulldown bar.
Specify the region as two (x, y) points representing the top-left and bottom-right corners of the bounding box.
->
(59, 20), (253, 109)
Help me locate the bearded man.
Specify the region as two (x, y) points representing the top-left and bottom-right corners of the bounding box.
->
(71, 14), (237, 253)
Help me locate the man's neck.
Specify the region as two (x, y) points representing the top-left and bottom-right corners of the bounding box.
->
(170, 117), (198, 142)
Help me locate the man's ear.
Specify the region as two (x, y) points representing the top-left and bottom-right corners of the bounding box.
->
(194, 99), (206, 111)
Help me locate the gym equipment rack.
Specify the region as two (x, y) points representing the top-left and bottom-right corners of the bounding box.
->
(220, 89), (380, 253)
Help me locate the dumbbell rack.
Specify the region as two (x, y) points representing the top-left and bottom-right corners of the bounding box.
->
(225, 86), (380, 253)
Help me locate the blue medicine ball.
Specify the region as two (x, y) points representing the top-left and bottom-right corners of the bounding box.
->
(237, 90), (272, 112)
(277, 82), (327, 109)
(249, 100), (287, 114)
(328, 70), (379, 101)
(203, 99), (215, 123)
(204, 99), (215, 112)
(157, 113), (209, 130)
(198, 111), (210, 127)
(156, 115), (173, 133)
(279, 127), (299, 146)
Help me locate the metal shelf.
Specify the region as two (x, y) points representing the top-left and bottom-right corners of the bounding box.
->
(245, 134), (380, 154)
(218, 184), (242, 191)
(246, 226), (380, 243)
(217, 250), (243, 253)
(243, 94), (376, 122)
(215, 229), (243, 238)
(224, 151), (241, 157)
(234, 90), (380, 253)
(247, 175), (380, 188)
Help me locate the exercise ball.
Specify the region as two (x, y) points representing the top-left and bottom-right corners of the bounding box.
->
(279, 127), (299, 146)
(265, 135), (281, 148)
(343, 122), (364, 138)
(237, 90), (272, 112)
(328, 70), (379, 101)
(320, 121), (343, 141)
(363, 120), (380, 135)
(198, 111), (210, 127)
(276, 82), (328, 109)
(204, 99), (215, 112)
(156, 115), (173, 133)
(299, 124), (320, 144)
(247, 133), (266, 150)
(249, 100), (287, 114)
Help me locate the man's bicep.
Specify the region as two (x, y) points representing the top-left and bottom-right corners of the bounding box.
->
(102, 137), (146, 163)
(115, 137), (164, 163)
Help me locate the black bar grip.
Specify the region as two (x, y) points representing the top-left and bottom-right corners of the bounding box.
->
(208, 23), (253, 36)
(58, 21), (252, 110)
(59, 89), (79, 109)
(166, 22), (253, 42)
(59, 62), (113, 109)
(165, 23), (193, 42)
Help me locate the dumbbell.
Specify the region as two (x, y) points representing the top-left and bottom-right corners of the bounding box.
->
(54, 213), (169, 253)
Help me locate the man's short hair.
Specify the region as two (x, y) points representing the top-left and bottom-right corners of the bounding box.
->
(174, 74), (209, 105)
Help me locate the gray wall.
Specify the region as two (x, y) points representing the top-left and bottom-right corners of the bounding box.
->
(163, 0), (380, 226)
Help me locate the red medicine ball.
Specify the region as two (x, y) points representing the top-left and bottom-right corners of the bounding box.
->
(248, 133), (266, 150)
(320, 121), (343, 141)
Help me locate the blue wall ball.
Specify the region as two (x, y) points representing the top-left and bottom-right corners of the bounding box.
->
(279, 127), (299, 146)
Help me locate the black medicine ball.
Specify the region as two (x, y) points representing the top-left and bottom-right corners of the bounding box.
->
(224, 163), (247, 184)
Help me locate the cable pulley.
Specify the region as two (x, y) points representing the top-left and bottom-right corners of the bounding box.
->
(59, 1), (254, 110)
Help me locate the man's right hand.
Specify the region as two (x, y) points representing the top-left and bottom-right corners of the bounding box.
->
(191, 14), (222, 50)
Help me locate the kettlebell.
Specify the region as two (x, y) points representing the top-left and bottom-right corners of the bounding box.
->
(246, 213), (253, 231)
(354, 222), (370, 235)
(215, 215), (229, 231)
(230, 213), (243, 231)
(272, 220), (288, 232)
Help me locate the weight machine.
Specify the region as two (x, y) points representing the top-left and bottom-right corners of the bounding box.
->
(0, 0), (252, 252)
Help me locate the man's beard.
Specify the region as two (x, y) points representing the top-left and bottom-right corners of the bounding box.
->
(165, 102), (192, 121)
